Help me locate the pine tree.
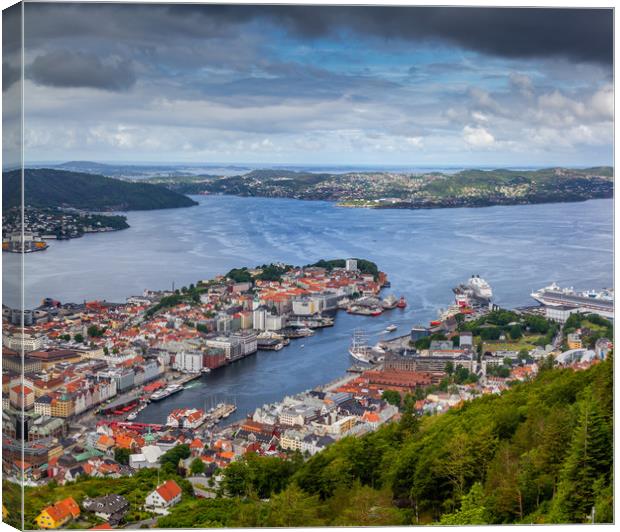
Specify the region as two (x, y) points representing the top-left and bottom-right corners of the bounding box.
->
(549, 387), (611, 522)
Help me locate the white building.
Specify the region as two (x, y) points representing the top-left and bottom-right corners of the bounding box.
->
(145, 480), (183, 514)
(129, 445), (163, 469)
(545, 305), (580, 324)
(345, 259), (358, 271)
(230, 331), (257, 357)
(3, 331), (45, 352)
(173, 351), (203, 373)
(265, 314), (285, 331)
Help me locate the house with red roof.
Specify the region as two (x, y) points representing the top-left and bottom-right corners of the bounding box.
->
(145, 479), (183, 514)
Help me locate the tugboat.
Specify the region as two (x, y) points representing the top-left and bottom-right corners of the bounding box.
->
(396, 296), (407, 308)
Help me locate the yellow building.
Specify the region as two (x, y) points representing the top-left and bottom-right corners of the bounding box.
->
(50, 395), (75, 418)
(35, 497), (80, 529)
(567, 333), (583, 350)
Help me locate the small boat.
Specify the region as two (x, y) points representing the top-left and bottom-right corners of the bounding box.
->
(396, 296), (407, 308)
(385, 324), (397, 332)
(300, 344), (305, 349)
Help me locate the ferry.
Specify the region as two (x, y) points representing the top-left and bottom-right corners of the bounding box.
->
(531, 283), (614, 319)
(150, 383), (184, 402)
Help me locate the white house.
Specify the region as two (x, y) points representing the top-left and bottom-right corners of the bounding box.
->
(145, 479), (183, 514)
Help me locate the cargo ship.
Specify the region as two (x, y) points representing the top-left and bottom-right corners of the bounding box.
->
(531, 283), (614, 319)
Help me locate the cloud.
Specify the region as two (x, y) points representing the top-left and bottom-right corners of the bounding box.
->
(463, 125), (495, 147)
(406, 136), (424, 148)
(471, 111), (488, 123)
(509, 72), (534, 97)
(23, 5), (613, 66)
(589, 85), (613, 119)
(2, 61), (20, 92)
(28, 50), (136, 91)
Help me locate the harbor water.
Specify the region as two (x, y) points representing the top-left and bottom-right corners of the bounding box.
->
(2, 196), (613, 424)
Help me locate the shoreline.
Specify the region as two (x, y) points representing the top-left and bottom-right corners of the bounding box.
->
(195, 191), (613, 212)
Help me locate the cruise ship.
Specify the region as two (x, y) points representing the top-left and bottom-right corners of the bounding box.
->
(453, 275), (493, 304)
(531, 283), (614, 319)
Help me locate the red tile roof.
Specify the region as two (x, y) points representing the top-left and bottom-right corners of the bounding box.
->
(155, 479), (182, 502)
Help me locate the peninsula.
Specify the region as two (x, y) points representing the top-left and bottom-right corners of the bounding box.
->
(2, 168), (198, 211)
(147, 166), (613, 210)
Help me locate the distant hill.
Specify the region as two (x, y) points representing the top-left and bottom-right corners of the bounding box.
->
(159, 166), (613, 209)
(2, 168), (198, 211)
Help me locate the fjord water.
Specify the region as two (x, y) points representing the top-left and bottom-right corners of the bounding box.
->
(3, 197), (613, 423)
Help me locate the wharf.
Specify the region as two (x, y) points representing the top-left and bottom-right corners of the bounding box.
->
(320, 372), (360, 392)
(177, 373), (202, 385)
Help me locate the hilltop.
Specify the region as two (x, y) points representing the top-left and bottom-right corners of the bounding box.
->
(153, 166), (613, 209)
(2, 169), (198, 211)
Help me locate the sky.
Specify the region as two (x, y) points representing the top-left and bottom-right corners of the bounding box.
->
(2, 3), (614, 168)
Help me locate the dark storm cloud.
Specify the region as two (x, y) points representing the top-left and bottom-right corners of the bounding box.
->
(170, 5), (613, 65)
(28, 50), (136, 91)
(3, 62), (20, 92)
(23, 4), (612, 66)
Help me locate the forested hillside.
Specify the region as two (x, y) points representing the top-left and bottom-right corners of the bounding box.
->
(155, 356), (613, 526)
(2, 169), (198, 211)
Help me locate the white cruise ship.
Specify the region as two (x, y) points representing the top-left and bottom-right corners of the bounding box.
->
(531, 283), (614, 319)
(452, 275), (493, 305)
(467, 275), (493, 301)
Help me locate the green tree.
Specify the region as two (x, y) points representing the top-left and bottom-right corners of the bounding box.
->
(114, 447), (130, 465)
(549, 387), (612, 522)
(160, 444), (190, 471)
(381, 390), (401, 407)
(260, 484), (323, 527)
(439, 482), (488, 525)
(509, 324), (523, 340)
(74, 333), (84, 343)
(190, 458), (206, 476)
(87, 325), (105, 337)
